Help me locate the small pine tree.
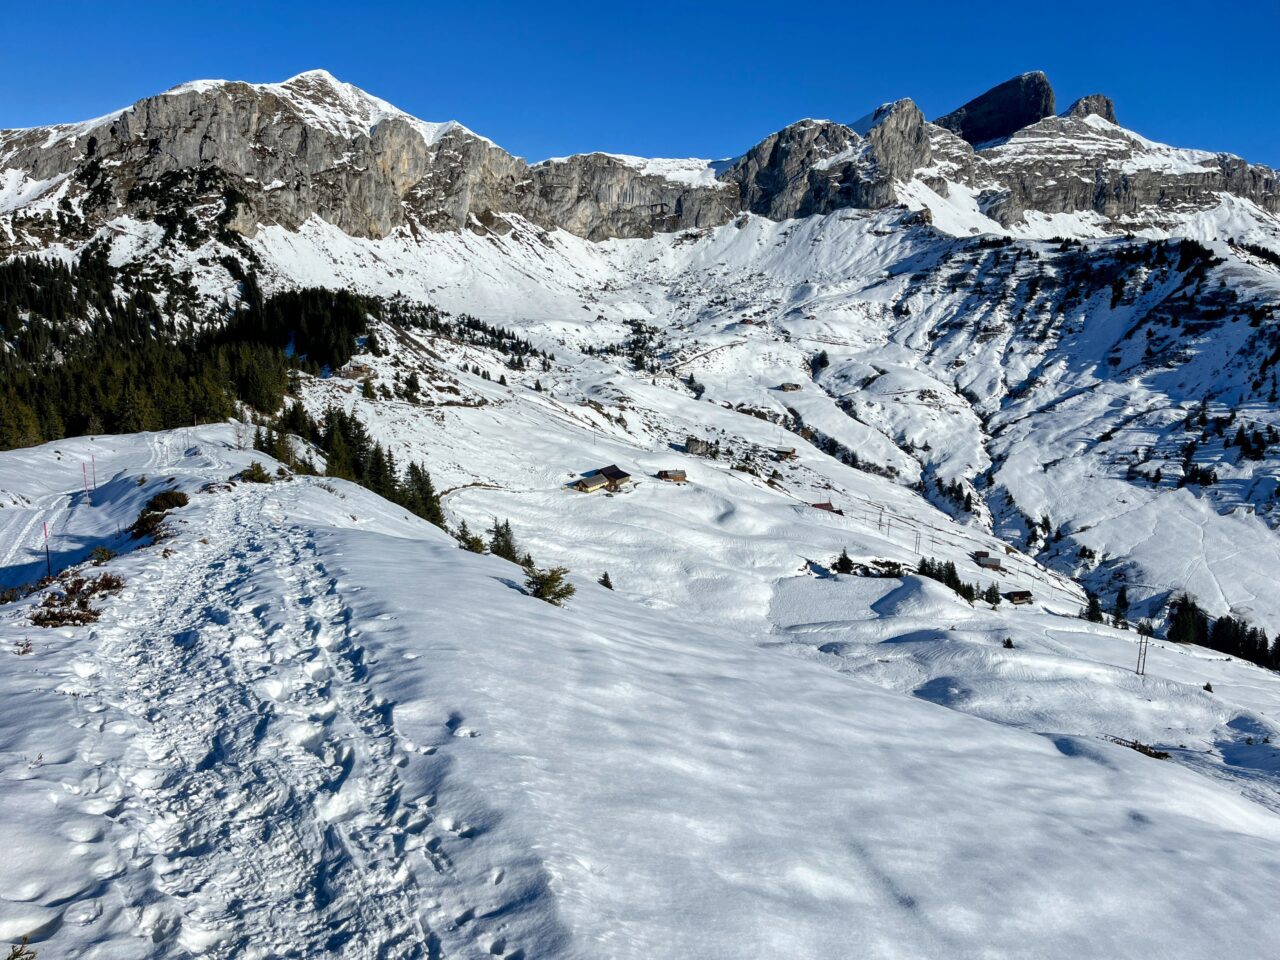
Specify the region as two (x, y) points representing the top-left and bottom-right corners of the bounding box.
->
(456, 520), (485, 553)
(525, 565), (576, 606)
(1084, 593), (1105, 623)
(832, 548), (855, 575)
(983, 583), (1001, 606)
(1113, 586), (1130, 629)
(361, 378), (376, 400)
(598, 571), (614, 590)
(488, 519), (520, 563)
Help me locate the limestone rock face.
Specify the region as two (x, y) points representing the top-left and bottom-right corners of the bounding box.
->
(723, 119), (860, 219)
(1, 68), (1277, 254)
(0, 71), (738, 248)
(934, 72), (1056, 145)
(980, 112), (1280, 227)
(1065, 94), (1117, 124)
(528, 154), (737, 240)
(724, 100), (935, 219)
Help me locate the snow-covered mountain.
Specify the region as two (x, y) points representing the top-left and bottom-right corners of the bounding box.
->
(2, 68), (1276, 250)
(4, 70), (1280, 958)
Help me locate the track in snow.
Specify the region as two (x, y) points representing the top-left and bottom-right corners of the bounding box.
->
(70, 484), (454, 958)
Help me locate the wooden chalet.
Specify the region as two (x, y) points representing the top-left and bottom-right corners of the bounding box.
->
(573, 474), (609, 493)
(773, 447), (798, 461)
(656, 469), (688, 484)
(339, 361), (375, 380)
(777, 382), (803, 392)
(575, 464), (632, 493)
(1007, 590), (1034, 605)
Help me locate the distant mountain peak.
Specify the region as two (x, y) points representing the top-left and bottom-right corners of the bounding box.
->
(934, 72), (1056, 145)
(1065, 93), (1118, 124)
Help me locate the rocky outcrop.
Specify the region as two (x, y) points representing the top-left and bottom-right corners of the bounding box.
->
(1065, 94), (1117, 124)
(934, 72), (1056, 145)
(723, 119), (860, 219)
(528, 154), (736, 240)
(724, 100), (935, 219)
(980, 112), (1280, 227)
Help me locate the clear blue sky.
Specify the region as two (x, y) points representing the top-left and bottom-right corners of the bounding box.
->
(4, 0), (1276, 166)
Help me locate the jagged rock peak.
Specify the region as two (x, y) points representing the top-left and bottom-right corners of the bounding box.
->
(934, 71), (1056, 145)
(1065, 93), (1117, 124)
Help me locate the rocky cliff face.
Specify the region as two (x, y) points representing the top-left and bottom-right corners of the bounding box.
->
(979, 112), (1280, 227)
(1, 69), (1276, 255)
(1065, 94), (1117, 123)
(934, 72), (1056, 145)
(0, 70), (738, 252)
(723, 100), (937, 219)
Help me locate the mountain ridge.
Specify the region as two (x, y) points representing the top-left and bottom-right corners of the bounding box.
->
(2, 69), (1277, 252)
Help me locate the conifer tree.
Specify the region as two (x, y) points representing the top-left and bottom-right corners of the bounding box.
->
(456, 520), (485, 553)
(1084, 593), (1105, 623)
(1113, 586), (1130, 628)
(525, 565), (576, 606)
(598, 571), (614, 590)
(488, 519), (520, 563)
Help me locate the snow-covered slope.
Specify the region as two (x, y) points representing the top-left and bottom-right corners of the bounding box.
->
(6, 66), (1280, 957)
(2, 425), (1279, 958)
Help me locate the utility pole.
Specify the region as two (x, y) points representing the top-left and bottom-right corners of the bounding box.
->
(1135, 633), (1150, 676)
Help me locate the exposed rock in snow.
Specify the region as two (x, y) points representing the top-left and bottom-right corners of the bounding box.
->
(934, 71), (1057, 145)
(1065, 92), (1118, 124)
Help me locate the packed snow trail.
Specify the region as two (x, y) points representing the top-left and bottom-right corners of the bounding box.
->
(78, 485), (431, 957)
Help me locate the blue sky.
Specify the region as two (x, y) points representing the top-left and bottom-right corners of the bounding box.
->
(4, 1), (1275, 165)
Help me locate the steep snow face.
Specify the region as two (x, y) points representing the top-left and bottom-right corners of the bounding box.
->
(2, 426), (1279, 958)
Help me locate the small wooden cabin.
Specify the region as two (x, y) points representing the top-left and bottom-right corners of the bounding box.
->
(573, 474), (609, 493)
(976, 555), (1004, 572)
(773, 447), (798, 461)
(811, 501), (845, 516)
(656, 469), (688, 484)
(598, 465), (631, 491)
(339, 361), (375, 380)
(777, 382), (803, 392)
(1007, 590), (1034, 606)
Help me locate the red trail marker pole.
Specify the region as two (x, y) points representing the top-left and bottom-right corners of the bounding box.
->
(91, 453), (97, 490)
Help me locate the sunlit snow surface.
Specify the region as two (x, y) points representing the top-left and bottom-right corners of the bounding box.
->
(1, 420), (1279, 958)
